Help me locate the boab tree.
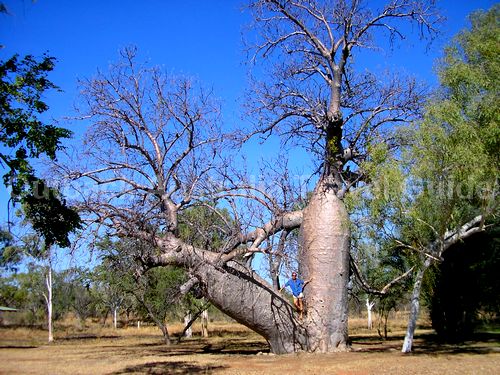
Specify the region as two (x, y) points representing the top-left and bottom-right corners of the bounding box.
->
(242, 0), (440, 351)
(65, 0), (441, 354)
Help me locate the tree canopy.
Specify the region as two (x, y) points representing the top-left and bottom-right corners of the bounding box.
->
(351, 4), (499, 352)
(0, 54), (81, 247)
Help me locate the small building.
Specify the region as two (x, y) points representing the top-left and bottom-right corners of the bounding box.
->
(0, 306), (19, 325)
(0, 307), (18, 312)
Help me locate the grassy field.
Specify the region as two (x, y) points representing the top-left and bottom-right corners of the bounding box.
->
(0, 318), (499, 374)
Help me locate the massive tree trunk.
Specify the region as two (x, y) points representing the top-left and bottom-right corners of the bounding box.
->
(166, 179), (351, 354)
(194, 260), (308, 354)
(298, 180), (351, 352)
(149, 178), (351, 353)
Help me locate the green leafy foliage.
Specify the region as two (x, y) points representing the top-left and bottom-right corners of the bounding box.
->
(0, 54), (81, 247)
(0, 265), (92, 325)
(91, 261), (135, 321)
(406, 5), (499, 243)
(96, 237), (191, 324)
(0, 228), (22, 271)
(178, 204), (234, 251)
(0, 273), (26, 308)
(348, 6), (499, 333)
(136, 266), (187, 322)
(356, 4), (498, 251)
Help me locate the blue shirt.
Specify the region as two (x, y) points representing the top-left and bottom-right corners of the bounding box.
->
(284, 278), (304, 297)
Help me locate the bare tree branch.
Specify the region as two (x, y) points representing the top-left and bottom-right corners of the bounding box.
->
(350, 257), (414, 296)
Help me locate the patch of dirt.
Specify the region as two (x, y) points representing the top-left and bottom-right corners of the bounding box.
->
(0, 325), (498, 374)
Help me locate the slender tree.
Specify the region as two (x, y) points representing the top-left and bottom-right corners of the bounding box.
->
(400, 5), (498, 352)
(354, 5), (498, 352)
(17, 234), (57, 341)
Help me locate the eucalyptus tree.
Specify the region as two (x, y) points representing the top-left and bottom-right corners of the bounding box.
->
(91, 261), (133, 329)
(62, 0), (442, 353)
(399, 5), (498, 352)
(353, 5), (499, 352)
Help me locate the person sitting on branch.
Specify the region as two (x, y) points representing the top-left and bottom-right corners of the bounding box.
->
(279, 272), (312, 320)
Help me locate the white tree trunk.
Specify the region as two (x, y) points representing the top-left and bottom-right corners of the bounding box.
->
(113, 307), (118, 329)
(401, 216), (483, 352)
(402, 258), (432, 353)
(201, 309), (209, 338)
(366, 297), (375, 330)
(45, 253), (54, 343)
(184, 312), (192, 338)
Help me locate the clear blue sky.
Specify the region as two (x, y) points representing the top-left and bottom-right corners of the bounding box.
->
(1, 0), (496, 129)
(1, 1), (250, 134)
(0, 0), (496, 224)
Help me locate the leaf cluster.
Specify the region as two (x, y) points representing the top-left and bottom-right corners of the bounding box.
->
(0, 54), (81, 247)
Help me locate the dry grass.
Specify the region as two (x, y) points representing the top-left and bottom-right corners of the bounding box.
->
(0, 317), (498, 375)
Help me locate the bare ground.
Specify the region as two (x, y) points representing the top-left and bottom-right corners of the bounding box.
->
(0, 321), (498, 375)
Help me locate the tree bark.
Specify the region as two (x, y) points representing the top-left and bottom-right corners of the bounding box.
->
(177, 304), (210, 343)
(298, 180), (351, 352)
(194, 260), (308, 354)
(46, 261), (54, 343)
(159, 323), (171, 345)
(101, 309), (109, 327)
(402, 257), (432, 353)
(113, 307), (118, 330)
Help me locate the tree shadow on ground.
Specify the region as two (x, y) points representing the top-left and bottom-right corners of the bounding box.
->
(351, 331), (500, 356)
(207, 328), (255, 338)
(86, 335), (269, 363)
(110, 361), (226, 375)
(135, 336), (268, 356)
(411, 332), (500, 356)
(198, 339), (268, 355)
(58, 334), (121, 340)
(0, 345), (38, 349)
